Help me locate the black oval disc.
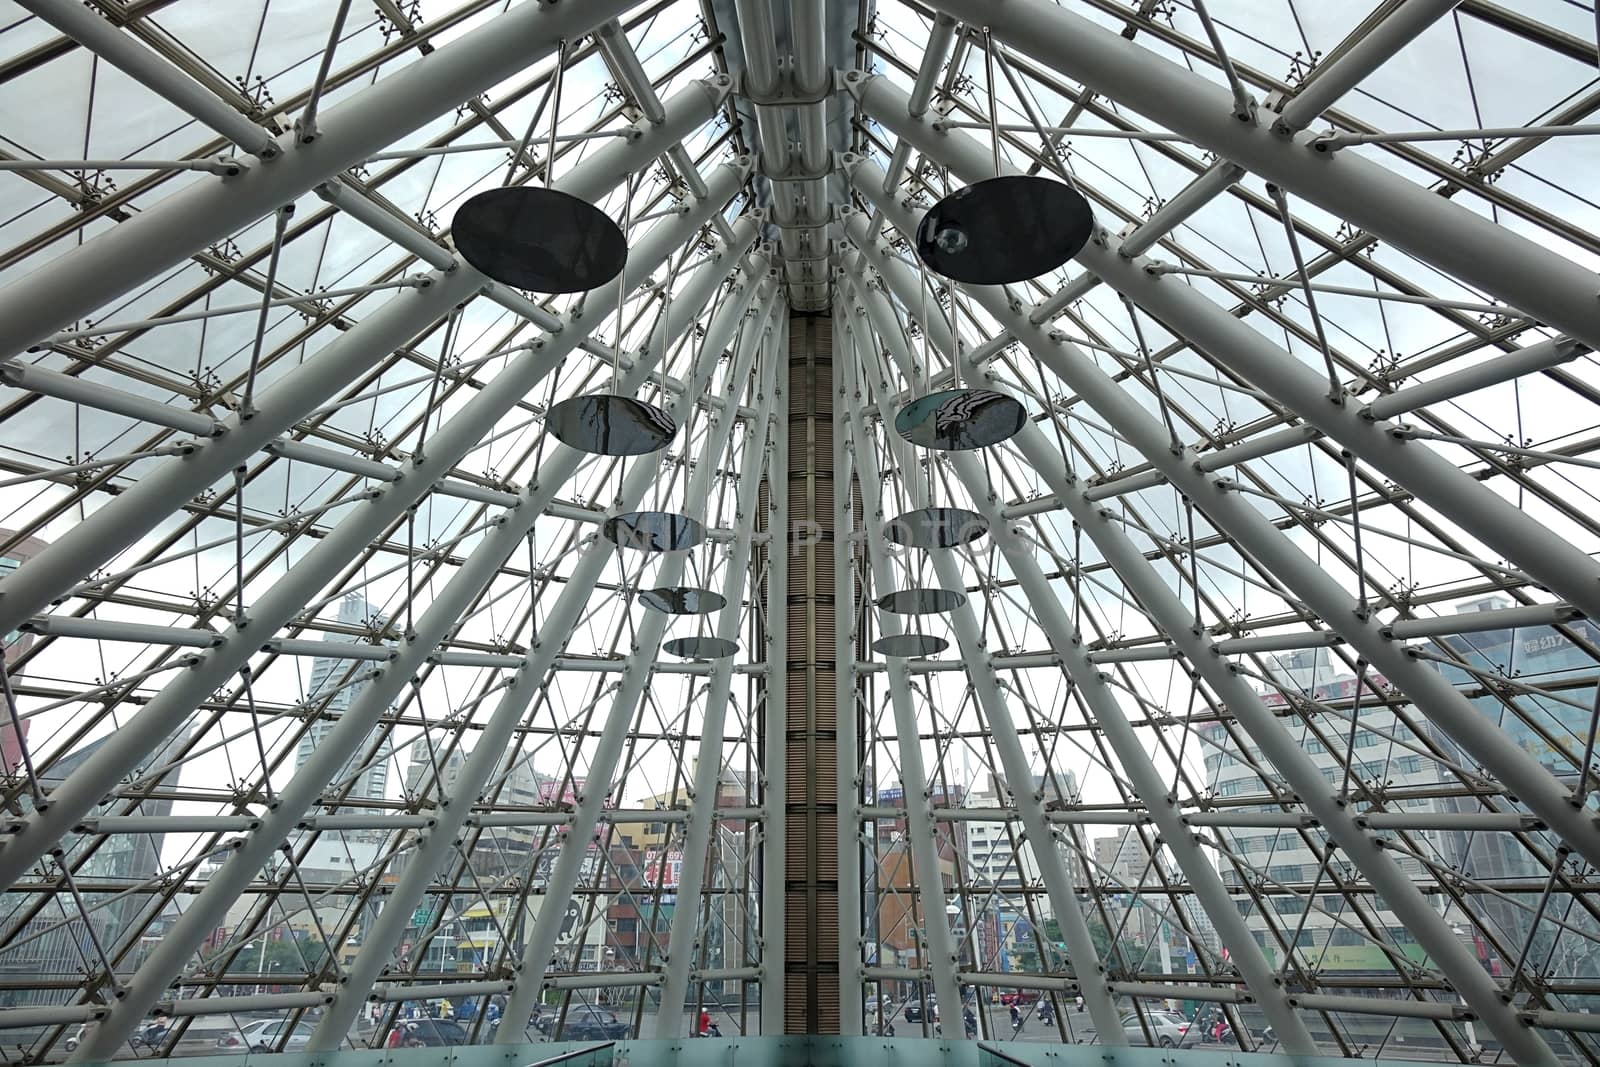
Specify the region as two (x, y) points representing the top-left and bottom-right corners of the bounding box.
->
(895, 389), (1026, 451)
(601, 511), (704, 553)
(663, 636), (739, 660)
(874, 587), (967, 615)
(915, 175), (1093, 285)
(640, 586), (727, 614)
(872, 633), (950, 657)
(885, 507), (989, 550)
(452, 186), (627, 294)
(547, 394), (676, 456)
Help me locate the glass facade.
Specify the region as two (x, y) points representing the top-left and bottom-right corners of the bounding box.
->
(0, 1), (1598, 1064)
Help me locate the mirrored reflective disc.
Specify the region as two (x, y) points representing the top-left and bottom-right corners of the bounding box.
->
(872, 633), (950, 657)
(895, 389), (1026, 451)
(874, 587), (967, 614)
(915, 175), (1093, 285)
(602, 511), (704, 553)
(546, 394), (676, 456)
(885, 506), (989, 550)
(452, 187), (627, 294)
(663, 636), (739, 659)
(640, 586), (727, 614)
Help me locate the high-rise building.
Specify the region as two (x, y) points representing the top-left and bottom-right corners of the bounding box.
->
(0, 530), (48, 775)
(1426, 598), (1600, 978)
(0, 726), (188, 1008)
(962, 773), (1073, 901)
(298, 594), (394, 808)
(1202, 646), (1445, 974)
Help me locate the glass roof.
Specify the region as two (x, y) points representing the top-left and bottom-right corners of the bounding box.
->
(1, 0), (1600, 1061)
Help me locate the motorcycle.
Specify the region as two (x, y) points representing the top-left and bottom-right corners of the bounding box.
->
(129, 1022), (169, 1052)
(694, 1022), (722, 1038)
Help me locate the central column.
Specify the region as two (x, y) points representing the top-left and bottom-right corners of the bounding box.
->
(781, 310), (839, 1032)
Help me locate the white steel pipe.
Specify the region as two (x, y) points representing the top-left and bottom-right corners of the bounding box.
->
(1274, 0), (1466, 133)
(304, 253), (771, 1052)
(839, 354), (965, 1035)
(1091, 0), (1457, 274)
(842, 291), (1127, 1038)
(0, 0), (636, 360)
(761, 316), (789, 1033)
(907, 5), (1600, 353)
(846, 155), (1566, 1066)
(850, 86), (1600, 871)
(496, 286), (782, 1043)
(259, 638), (394, 661)
(0, 79), (729, 645)
(1080, 229), (1600, 639)
(314, 179), (458, 273)
(0, 167), (744, 936)
(264, 438), (400, 481)
(593, 20), (739, 247)
(653, 311), (774, 1035)
(11, 0), (278, 157)
(1364, 335), (1590, 420)
(846, 266), (1311, 1053)
(834, 314), (863, 1033)
(83, 232), (766, 1064)
(0, 362), (221, 437)
(19, 616), (222, 649)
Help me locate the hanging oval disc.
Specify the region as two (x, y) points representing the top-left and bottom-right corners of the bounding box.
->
(874, 587), (967, 615)
(885, 506), (989, 550)
(663, 636), (739, 660)
(546, 394), (676, 456)
(452, 186), (627, 294)
(602, 511), (704, 553)
(872, 633), (950, 658)
(895, 389), (1026, 451)
(915, 175), (1093, 285)
(640, 586), (727, 615)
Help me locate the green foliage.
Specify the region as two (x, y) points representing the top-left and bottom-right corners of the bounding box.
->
(225, 938), (328, 974)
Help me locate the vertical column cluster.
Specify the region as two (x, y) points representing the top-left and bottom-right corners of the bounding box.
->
(775, 312), (840, 1031)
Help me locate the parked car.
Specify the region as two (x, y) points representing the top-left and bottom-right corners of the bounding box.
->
(1122, 1010), (1192, 1047)
(218, 1019), (314, 1052)
(386, 1018), (469, 1047)
(903, 995), (937, 1023)
(997, 990), (1035, 1006)
(542, 1006), (628, 1041)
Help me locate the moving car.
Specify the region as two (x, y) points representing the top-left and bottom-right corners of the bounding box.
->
(217, 1019), (314, 1052)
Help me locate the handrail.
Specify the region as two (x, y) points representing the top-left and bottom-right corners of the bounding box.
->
(522, 1042), (617, 1067)
(974, 1042), (1031, 1067)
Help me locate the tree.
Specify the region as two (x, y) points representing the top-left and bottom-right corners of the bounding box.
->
(226, 937), (327, 975)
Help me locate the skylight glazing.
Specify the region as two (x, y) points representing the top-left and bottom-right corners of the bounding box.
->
(1, 0), (1599, 1063)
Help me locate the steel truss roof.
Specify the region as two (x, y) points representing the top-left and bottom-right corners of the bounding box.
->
(1, 0), (1599, 1062)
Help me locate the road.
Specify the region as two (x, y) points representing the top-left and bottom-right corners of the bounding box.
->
(5, 1002), (1584, 1063)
